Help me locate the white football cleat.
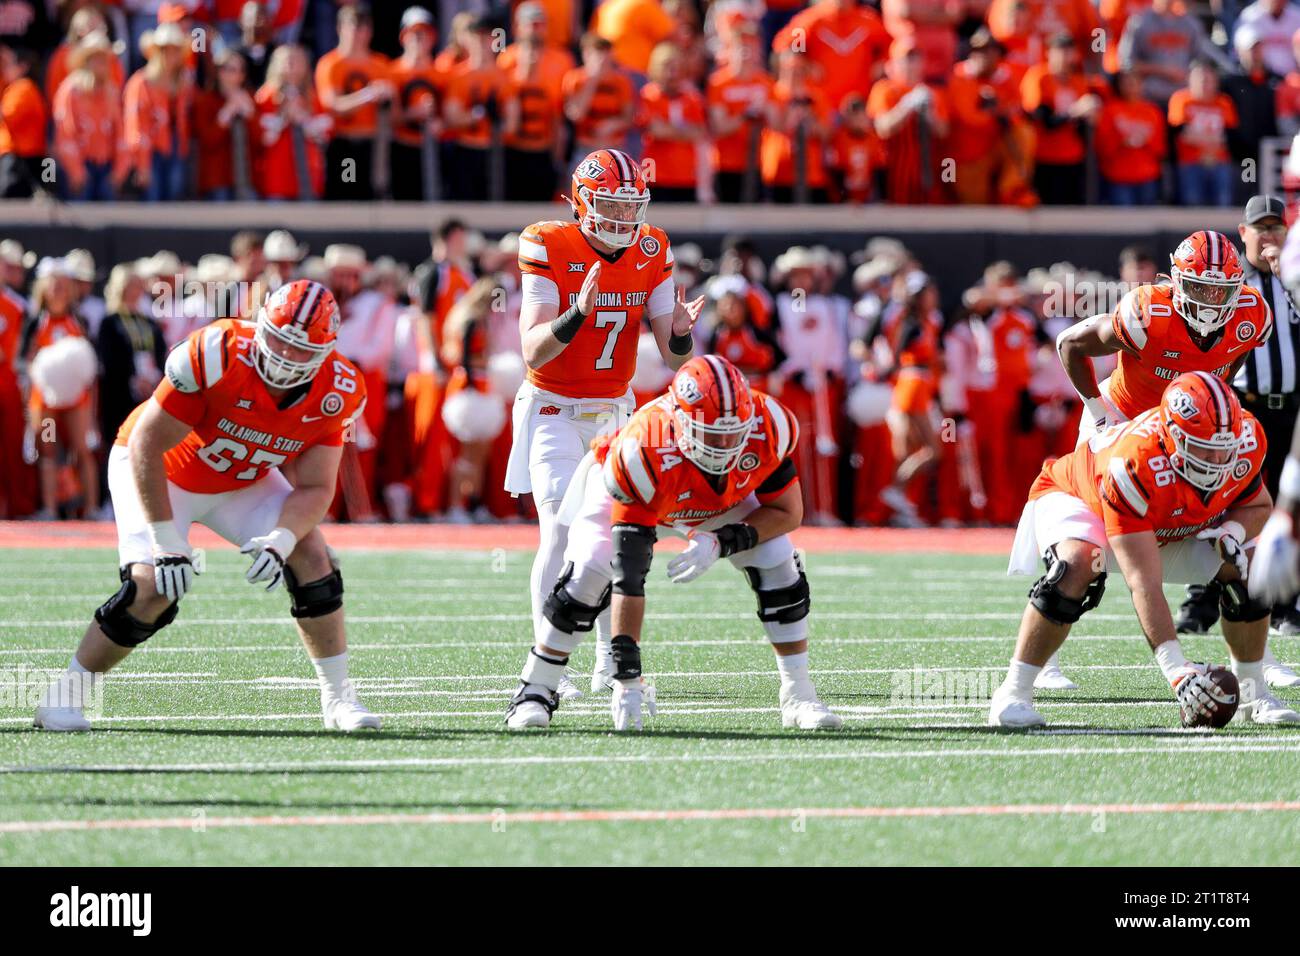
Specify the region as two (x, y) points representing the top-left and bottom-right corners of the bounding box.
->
(610, 679), (656, 731)
(1263, 647), (1300, 688)
(505, 684), (556, 730)
(590, 662), (615, 694)
(1235, 691), (1300, 725)
(1033, 660), (1079, 690)
(988, 689), (1046, 728)
(33, 705), (91, 732)
(556, 674), (583, 701)
(322, 687), (382, 731)
(780, 696), (844, 730)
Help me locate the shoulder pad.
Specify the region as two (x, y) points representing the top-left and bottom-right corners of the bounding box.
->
(1104, 455), (1150, 519)
(1113, 287), (1150, 351)
(761, 393), (798, 460)
(164, 341), (200, 393)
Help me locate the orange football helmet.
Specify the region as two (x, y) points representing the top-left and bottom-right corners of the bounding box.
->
(671, 355), (755, 474)
(1169, 231), (1245, 337)
(1159, 371), (1244, 491)
(253, 279), (340, 388)
(570, 148), (650, 249)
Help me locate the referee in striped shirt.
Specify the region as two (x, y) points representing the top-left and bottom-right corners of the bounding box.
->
(1178, 196), (1300, 683)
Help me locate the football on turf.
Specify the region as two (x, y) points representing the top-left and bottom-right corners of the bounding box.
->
(1180, 666), (1239, 729)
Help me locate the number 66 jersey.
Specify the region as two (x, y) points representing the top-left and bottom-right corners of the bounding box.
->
(518, 218), (675, 399)
(115, 319), (367, 493)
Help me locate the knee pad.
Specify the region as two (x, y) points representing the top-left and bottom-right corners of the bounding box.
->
(611, 523), (656, 597)
(1028, 546), (1106, 625)
(282, 565), (344, 619)
(611, 634), (642, 680)
(743, 555), (811, 626)
(542, 562), (611, 634)
(94, 564), (178, 647)
(1220, 579), (1270, 622)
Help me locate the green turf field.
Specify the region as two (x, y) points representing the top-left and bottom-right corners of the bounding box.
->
(2, 543), (1299, 866)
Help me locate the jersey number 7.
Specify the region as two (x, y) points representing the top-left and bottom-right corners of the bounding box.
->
(593, 310), (627, 370)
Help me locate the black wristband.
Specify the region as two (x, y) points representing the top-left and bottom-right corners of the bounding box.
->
(551, 303), (587, 344)
(716, 522), (759, 558)
(669, 331), (694, 355)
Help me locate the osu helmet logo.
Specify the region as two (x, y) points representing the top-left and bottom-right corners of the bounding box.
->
(1166, 387), (1198, 421)
(675, 374), (703, 404)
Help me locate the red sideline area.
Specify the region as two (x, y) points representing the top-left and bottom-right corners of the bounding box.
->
(0, 521), (1014, 554)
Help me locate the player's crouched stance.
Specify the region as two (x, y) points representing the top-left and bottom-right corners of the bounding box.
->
(990, 371), (1299, 729)
(506, 355), (842, 731)
(34, 281), (381, 732)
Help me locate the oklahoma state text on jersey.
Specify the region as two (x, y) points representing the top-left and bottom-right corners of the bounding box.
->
(1107, 283), (1272, 418)
(519, 219), (674, 399)
(598, 390), (799, 529)
(116, 319), (367, 494)
(1029, 408), (1266, 540)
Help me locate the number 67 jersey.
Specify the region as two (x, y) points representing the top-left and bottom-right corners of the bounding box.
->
(115, 319), (367, 493)
(518, 218), (675, 399)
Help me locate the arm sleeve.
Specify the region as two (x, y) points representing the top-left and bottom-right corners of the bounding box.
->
(646, 274), (674, 318)
(521, 272), (560, 308)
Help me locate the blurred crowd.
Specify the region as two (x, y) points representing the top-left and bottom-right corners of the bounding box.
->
(0, 223), (1155, 527)
(2, 0), (1300, 206)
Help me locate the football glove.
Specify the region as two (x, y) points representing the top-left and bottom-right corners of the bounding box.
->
(1172, 663), (1221, 725)
(240, 527), (297, 590)
(1249, 511), (1300, 605)
(147, 521), (195, 602)
(1196, 520), (1248, 582)
(610, 679), (656, 731)
(667, 531), (721, 584)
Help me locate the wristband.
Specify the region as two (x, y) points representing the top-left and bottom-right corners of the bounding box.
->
(1281, 456), (1300, 503)
(1217, 520), (1246, 545)
(668, 331), (694, 355)
(550, 303), (587, 344)
(264, 526), (298, 557)
(1083, 396), (1108, 425)
(716, 523), (759, 558)
(147, 520), (189, 556)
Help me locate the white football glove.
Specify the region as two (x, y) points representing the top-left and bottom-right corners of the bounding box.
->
(1084, 394), (1126, 432)
(666, 531), (721, 584)
(610, 679), (656, 731)
(240, 527), (298, 590)
(1249, 510), (1300, 605)
(147, 521), (195, 602)
(1196, 520), (1248, 582)
(1171, 663), (1221, 725)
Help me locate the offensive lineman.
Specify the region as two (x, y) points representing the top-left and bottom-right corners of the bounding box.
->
(505, 354), (842, 731)
(991, 372), (1299, 728)
(34, 280), (381, 732)
(504, 148), (704, 695)
(1048, 230), (1299, 688)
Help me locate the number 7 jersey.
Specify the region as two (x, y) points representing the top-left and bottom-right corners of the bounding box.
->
(518, 219), (675, 399)
(115, 319), (367, 493)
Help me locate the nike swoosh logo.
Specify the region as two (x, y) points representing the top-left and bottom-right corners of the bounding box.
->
(636, 261), (650, 270)
(301, 415), (322, 423)
(737, 476), (752, 489)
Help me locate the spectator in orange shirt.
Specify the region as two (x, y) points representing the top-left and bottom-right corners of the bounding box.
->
(773, 0), (891, 116)
(389, 7), (444, 202)
(522, 0), (579, 51)
(562, 33), (636, 163)
(123, 23), (194, 201)
(707, 22), (773, 203)
(880, 0), (963, 82)
(53, 33), (129, 202)
(829, 93), (879, 203)
(996, 0), (1044, 80)
(946, 30), (1037, 205)
(192, 49), (258, 201)
(314, 3), (393, 201)
(44, 6), (126, 104)
(1020, 33), (1102, 204)
(591, 0), (677, 75)
(499, 2), (574, 101)
(987, 0), (1101, 63)
(500, 37), (563, 201)
(664, 0), (710, 86)
(638, 42), (709, 202)
(761, 50), (834, 203)
(1168, 59), (1238, 206)
(254, 44), (330, 200)
(0, 45), (46, 199)
(441, 16), (503, 201)
(1096, 70), (1167, 205)
(868, 38), (951, 205)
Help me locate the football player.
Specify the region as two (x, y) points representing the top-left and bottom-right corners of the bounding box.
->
(503, 148), (704, 696)
(505, 354), (842, 731)
(34, 280), (382, 732)
(1051, 230), (1299, 687)
(990, 372), (1300, 728)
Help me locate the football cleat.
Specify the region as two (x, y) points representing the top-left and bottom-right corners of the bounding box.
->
(33, 705), (91, 732)
(1033, 654), (1079, 690)
(611, 679), (656, 731)
(1234, 691), (1300, 725)
(1263, 645), (1300, 688)
(322, 681), (381, 731)
(780, 695), (843, 730)
(988, 688), (1046, 728)
(505, 683), (557, 730)
(557, 674), (583, 701)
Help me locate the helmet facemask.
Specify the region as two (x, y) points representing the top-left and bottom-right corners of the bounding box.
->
(1171, 266), (1243, 337)
(579, 186), (649, 249)
(1166, 420), (1240, 491)
(674, 407), (755, 475)
(253, 310), (331, 388)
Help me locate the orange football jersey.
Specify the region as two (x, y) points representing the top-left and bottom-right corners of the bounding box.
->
(115, 320), (367, 494)
(518, 219), (675, 399)
(599, 390), (800, 529)
(1106, 283), (1272, 420)
(1029, 407), (1266, 540)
